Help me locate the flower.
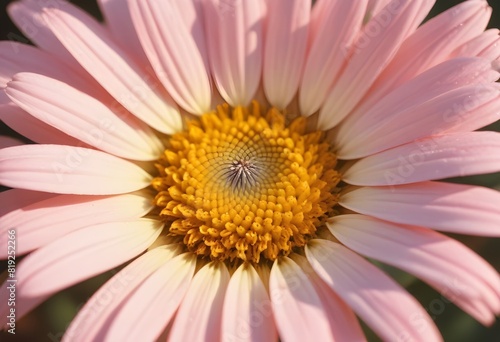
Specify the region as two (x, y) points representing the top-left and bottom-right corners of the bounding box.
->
(1, 0), (500, 340)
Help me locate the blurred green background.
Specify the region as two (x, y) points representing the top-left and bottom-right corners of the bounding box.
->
(0, 0), (499, 341)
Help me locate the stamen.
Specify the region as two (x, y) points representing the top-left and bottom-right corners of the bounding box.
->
(227, 158), (260, 188)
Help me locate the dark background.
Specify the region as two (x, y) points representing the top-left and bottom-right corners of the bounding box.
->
(0, 0), (500, 341)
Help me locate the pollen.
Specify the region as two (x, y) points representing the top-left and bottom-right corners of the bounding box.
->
(152, 101), (341, 264)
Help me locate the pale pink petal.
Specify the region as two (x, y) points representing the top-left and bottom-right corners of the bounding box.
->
(0, 188), (56, 217)
(169, 261), (230, 341)
(0, 145), (152, 194)
(0, 41), (105, 119)
(129, 0), (212, 113)
(336, 58), (500, 158)
(7, 0), (77, 64)
(0, 136), (24, 148)
(0, 103), (89, 146)
(173, 0), (210, 70)
(0, 218), (162, 322)
(355, 0), (492, 114)
(103, 253), (197, 341)
(263, 0), (310, 109)
(343, 132), (500, 186)
(290, 254), (366, 342)
(0, 41), (88, 90)
(221, 263), (278, 342)
(306, 240), (442, 342)
(328, 215), (500, 325)
(299, 0), (368, 115)
(18, 218), (161, 296)
(270, 256), (336, 342)
(365, 0), (393, 20)
(452, 29), (500, 61)
(6, 72), (163, 161)
(317, 0), (436, 130)
(63, 244), (182, 342)
(0, 191), (154, 257)
(42, 7), (182, 134)
(340, 181), (500, 236)
(203, 0), (264, 107)
(0, 38), (133, 104)
(97, 0), (150, 65)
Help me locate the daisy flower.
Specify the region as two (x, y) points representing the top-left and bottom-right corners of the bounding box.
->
(1, 0), (500, 341)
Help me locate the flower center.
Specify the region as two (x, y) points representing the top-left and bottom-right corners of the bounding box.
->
(152, 101), (340, 264)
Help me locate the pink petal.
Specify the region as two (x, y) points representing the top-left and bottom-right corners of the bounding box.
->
(42, 7), (182, 134)
(336, 58), (500, 158)
(0, 41), (105, 130)
(355, 0), (492, 114)
(263, 0), (310, 109)
(453, 29), (500, 61)
(0, 191), (154, 257)
(0, 41), (88, 90)
(0, 103), (89, 146)
(6, 72), (163, 161)
(129, 0), (212, 113)
(7, 0), (77, 64)
(63, 244), (182, 342)
(343, 132), (500, 186)
(290, 254), (366, 341)
(306, 239), (442, 342)
(169, 261), (230, 341)
(0, 144), (152, 194)
(328, 214), (500, 325)
(0, 188), (56, 217)
(340, 181), (500, 236)
(365, 0), (394, 20)
(317, 0), (435, 130)
(299, 0), (368, 116)
(270, 256), (336, 342)
(173, 0), (211, 71)
(18, 218), (161, 296)
(0, 136), (24, 148)
(203, 0), (264, 107)
(103, 253), (197, 341)
(97, 0), (150, 65)
(0, 218), (162, 322)
(221, 263), (278, 342)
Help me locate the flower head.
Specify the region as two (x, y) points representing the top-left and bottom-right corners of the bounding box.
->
(1, 0), (500, 341)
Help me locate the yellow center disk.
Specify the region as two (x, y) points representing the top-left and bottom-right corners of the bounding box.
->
(152, 101), (340, 263)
